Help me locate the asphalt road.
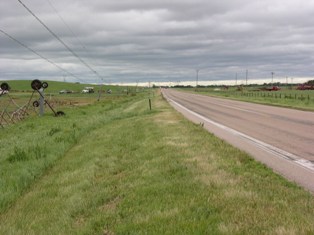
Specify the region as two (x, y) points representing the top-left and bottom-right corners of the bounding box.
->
(162, 89), (314, 193)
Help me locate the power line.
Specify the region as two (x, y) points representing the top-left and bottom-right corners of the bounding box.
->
(0, 29), (84, 82)
(45, 0), (87, 51)
(18, 0), (104, 82)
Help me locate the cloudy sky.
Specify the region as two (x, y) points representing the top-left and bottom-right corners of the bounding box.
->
(1, 0), (314, 85)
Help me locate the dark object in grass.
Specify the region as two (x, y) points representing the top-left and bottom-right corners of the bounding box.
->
(56, 111), (65, 116)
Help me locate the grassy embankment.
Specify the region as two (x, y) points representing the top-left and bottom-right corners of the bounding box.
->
(181, 86), (314, 111)
(0, 83), (314, 234)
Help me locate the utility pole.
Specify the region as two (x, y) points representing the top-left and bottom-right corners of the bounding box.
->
(271, 72), (274, 84)
(196, 69), (200, 88)
(246, 70), (248, 86)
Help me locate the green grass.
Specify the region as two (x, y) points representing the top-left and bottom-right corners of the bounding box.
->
(0, 89), (314, 234)
(4, 80), (98, 93)
(2, 80), (85, 92)
(2, 79), (142, 94)
(181, 87), (314, 111)
(0, 80), (147, 125)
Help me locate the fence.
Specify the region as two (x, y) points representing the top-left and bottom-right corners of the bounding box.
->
(240, 92), (312, 101)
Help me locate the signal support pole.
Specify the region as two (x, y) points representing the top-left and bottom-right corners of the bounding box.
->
(39, 88), (44, 116)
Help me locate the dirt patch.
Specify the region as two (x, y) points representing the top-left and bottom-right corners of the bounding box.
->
(153, 110), (181, 124)
(100, 196), (121, 212)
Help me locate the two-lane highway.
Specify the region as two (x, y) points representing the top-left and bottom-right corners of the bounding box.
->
(162, 89), (314, 192)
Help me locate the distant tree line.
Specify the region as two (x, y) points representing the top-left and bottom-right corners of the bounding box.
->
(152, 80), (314, 89)
(306, 80), (314, 85)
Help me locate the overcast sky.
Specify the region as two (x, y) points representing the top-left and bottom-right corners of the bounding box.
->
(1, 0), (314, 85)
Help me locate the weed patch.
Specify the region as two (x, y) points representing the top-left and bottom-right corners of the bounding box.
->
(7, 147), (28, 163)
(47, 127), (61, 136)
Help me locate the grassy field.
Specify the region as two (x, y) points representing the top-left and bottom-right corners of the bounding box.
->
(0, 82), (314, 234)
(0, 80), (144, 126)
(4, 80), (136, 93)
(180, 86), (314, 111)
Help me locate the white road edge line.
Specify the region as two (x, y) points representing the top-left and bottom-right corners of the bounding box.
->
(165, 95), (314, 172)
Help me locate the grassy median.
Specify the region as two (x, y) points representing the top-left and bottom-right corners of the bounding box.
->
(0, 89), (313, 234)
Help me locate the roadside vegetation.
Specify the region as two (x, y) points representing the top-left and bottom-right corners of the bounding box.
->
(0, 81), (314, 234)
(177, 84), (314, 111)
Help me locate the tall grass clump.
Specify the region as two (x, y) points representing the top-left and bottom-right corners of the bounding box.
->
(7, 147), (28, 163)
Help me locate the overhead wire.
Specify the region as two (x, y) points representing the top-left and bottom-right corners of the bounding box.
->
(45, 0), (87, 51)
(0, 29), (85, 83)
(18, 0), (104, 82)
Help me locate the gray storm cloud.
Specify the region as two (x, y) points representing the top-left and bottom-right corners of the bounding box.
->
(1, 0), (314, 84)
